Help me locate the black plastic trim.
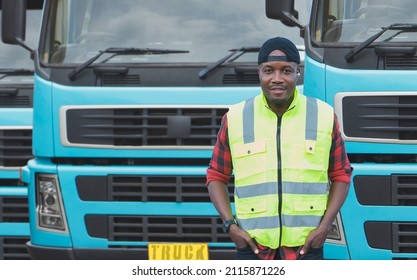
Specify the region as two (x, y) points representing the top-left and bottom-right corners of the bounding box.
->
(354, 176), (391, 206)
(364, 222), (392, 250)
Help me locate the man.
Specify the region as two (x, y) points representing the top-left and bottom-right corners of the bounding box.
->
(206, 37), (352, 260)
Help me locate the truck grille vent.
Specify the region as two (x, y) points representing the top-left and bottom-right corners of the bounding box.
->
(365, 222), (417, 254)
(0, 96), (31, 107)
(222, 74), (259, 85)
(55, 157), (210, 166)
(386, 56), (417, 70)
(101, 74), (141, 86)
(66, 107), (227, 147)
(0, 197), (29, 223)
(0, 237), (30, 260)
(0, 129), (33, 167)
(392, 175), (417, 206)
(341, 95), (417, 141)
(355, 175), (417, 206)
(393, 223), (417, 253)
(76, 175), (235, 202)
(85, 215), (231, 243)
(365, 221), (417, 254)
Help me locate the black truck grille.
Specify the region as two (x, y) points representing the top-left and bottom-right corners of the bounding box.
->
(79, 175), (235, 244)
(0, 87), (33, 108)
(65, 107), (227, 147)
(0, 196), (29, 223)
(393, 223), (417, 253)
(223, 73), (259, 84)
(341, 95), (417, 141)
(0, 129), (33, 167)
(365, 222), (417, 254)
(355, 175), (417, 206)
(0, 96), (31, 107)
(77, 175), (234, 202)
(0, 196), (30, 259)
(358, 175), (417, 256)
(386, 56), (417, 70)
(85, 215), (231, 243)
(0, 237), (30, 260)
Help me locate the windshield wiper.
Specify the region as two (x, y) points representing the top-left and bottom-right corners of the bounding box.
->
(0, 69), (34, 75)
(68, 48), (189, 81)
(198, 47), (259, 79)
(345, 23), (417, 63)
(0, 69), (34, 81)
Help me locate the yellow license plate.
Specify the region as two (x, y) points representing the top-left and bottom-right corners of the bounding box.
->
(148, 243), (209, 260)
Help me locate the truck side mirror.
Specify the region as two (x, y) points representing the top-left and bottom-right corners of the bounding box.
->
(265, 0), (304, 29)
(2, 0), (32, 52)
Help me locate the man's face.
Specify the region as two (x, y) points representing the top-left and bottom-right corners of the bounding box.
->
(258, 50), (298, 115)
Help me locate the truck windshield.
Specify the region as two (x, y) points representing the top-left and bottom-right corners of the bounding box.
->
(0, 9), (41, 71)
(314, 0), (417, 44)
(42, 0), (309, 65)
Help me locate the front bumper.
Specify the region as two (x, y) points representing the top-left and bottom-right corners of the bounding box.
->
(27, 242), (236, 260)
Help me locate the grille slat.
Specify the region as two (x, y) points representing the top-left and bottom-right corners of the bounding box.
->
(0, 146), (32, 150)
(359, 127), (417, 131)
(361, 115), (417, 120)
(66, 107), (227, 147)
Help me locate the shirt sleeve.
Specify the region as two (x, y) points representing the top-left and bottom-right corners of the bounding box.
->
(328, 114), (353, 183)
(206, 114), (233, 186)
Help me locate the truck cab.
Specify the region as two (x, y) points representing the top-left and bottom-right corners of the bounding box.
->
(267, 0), (417, 259)
(0, 0), (42, 259)
(2, 0), (311, 259)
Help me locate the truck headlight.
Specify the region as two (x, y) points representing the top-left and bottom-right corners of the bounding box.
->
(326, 213), (346, 244)
(37, 174), (68, 232)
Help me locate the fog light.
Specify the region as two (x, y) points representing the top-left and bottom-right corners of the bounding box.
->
(37, 174), (67, 232)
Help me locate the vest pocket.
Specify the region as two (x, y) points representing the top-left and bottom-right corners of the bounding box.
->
(236, 199), (268, 214)
(232, 140), (267, 181)
(235, 200), (268, 230)
(303, 145), (327, 171)
(287, 143), (328, 171)
(233, 140), (266, 158)
(293, 196), (327, 214)
(302, 131), (331, 171)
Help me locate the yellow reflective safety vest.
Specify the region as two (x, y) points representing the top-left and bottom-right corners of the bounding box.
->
(227, 89), (334, 248)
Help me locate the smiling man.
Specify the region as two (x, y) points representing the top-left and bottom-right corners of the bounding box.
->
(206, 37), (352, 260)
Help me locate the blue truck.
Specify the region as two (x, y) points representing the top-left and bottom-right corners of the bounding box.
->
(267, 0), (417, 259)
(2, 0), (311, 259)
(0, 0), (42, 259)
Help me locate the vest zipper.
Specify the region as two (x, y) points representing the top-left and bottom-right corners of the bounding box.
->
(277, 116), (283, 248)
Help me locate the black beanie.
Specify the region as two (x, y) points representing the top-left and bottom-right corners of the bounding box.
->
(258, 37), (300, 65)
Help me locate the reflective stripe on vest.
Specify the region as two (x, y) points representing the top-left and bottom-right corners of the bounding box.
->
(242, 94), (319, 144)
(227, 90), (334, 248)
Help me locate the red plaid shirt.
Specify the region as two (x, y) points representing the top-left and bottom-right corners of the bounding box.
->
(206, 113), (352, 260)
